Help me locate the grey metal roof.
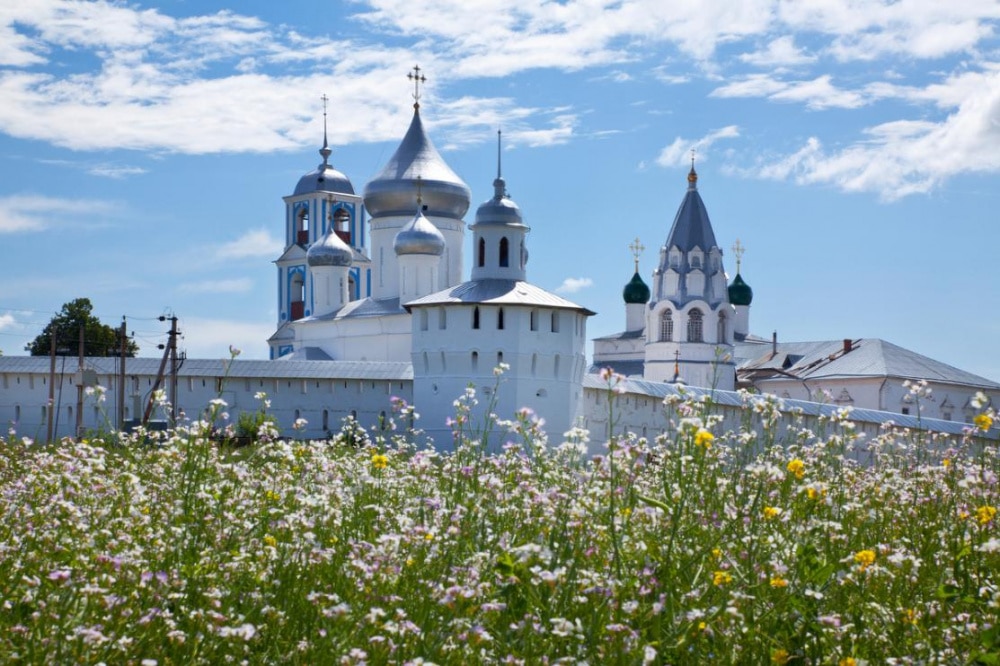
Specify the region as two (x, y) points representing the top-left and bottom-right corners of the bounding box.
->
(301, 297), (406, 323)
(403, 279), (596, 315)
(363, 107), (470, 219)
(278, 346), (333, 361)
(0, 356), (413, 381)
(737, 338), (1000, 389)
(587, 360), (646, 377)
(593, 329), (644, 341)
(267, 322), (295, 343)
(582, 373), (999, 439)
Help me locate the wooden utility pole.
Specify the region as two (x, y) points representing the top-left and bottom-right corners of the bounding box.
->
(142, 315), (178, 427)
(76, 324), (84, 438)
(47, 332), (56, 443)
(168, 316), (178, 424)
(118, 318), (127, 431)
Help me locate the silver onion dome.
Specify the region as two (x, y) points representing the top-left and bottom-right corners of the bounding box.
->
(307, 229), (353, 267)
(394, 209), (446, 256)
(363, 108), (470, 219)
(473, 175), (525, 228)
(294, 163), (355, 196)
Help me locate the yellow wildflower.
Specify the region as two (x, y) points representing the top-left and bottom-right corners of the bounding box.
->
(770, 576), (788, 588)
(264, 490), (281, 502)
(942, 458), (951, 469)
(424, 532), (435, 541)
(772, 648), (790, 665)
(839, 658), (857, 666)
(713, 570), (732, 586)
(787, 459), (805, 480)
(974, 413), (994, 431)
(694, 429), (715, 449)
(854, 549), (876, 571)
(763, 506), (782, 520)
(976, 505), (997, 525)
(806, 486), (826, 500)
(263, 535), (277, 548)
(371, 453), (389, 470)
(902, 608), (918, 625)
(711, 548), (722, 560)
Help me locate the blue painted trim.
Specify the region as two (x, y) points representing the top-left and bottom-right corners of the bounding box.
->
(366, 268), (372, 297)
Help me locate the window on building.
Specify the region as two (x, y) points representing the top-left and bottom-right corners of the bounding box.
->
(530, 309), (538, 331)
(473, 306), (480, 330)
(687, 308), (703, 342)
(497, 351), (503, 366)
(497, 308), (505, 330)
(478, 238), (486, 267)
(717, 311), (727, 343)
(499, 237), (509, 267)
(420, 309), (429, 331)
(471, 351), (479, 372)
(659, 310), (673, 342)
(551, 312), (560, 333)
(439, 308), (447, 329)
(297, 208), (309, 244)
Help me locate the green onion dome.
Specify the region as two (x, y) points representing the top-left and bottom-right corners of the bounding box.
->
(728, 272), (753, 306)
(623, 271), (650, 304)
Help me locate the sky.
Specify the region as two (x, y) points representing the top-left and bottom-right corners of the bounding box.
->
(0, 0), (998, 382)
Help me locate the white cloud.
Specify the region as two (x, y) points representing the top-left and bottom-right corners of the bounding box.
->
(712, 74), (864, 109)
(179, 279), (254, 294)
(178, 316), (274, 360)
(87, 164), (148, 179)
(0, 313), (15, 330)
(0, 194), (121, 233)
(739, 35), (816, 67)
(751, 69), (1000, 199)
(656, 126), (740, 167)
(555, 277), (593, 294)
(217, 229), (283, 260)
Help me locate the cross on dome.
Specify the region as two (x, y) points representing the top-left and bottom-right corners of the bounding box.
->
(628, 237), (644, 272)
(408, 65), (426, 109)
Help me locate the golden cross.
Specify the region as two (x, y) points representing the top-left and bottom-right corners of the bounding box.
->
(732, 238), (745, 273)
(408, 65), (427, 107)
(628, 237), (644, 273)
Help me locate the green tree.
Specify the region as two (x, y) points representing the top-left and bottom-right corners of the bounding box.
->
(28, 298), (138, 357)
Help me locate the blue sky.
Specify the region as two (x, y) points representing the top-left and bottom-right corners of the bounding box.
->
(1, 0), (998, 381)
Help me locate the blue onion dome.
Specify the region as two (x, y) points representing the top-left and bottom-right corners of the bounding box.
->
(728, 273), (753, 306)
(394, 208), (446, 256)
(295, 142), (355, 196)
(473, 174), (525, 227)
(363, 107), (470, 219)
(307, 229), (353, 267)
(623, 271), (650, 304)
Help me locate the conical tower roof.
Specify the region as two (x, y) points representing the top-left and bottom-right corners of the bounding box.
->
(663, 165), (717, 252)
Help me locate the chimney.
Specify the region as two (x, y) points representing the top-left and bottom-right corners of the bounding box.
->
(843, 338), (852, 354)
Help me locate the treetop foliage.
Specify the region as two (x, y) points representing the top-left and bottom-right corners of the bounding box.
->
(28, 298), (138, 357)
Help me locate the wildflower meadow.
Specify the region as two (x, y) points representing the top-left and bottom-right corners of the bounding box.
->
(0, 373), (998, 665)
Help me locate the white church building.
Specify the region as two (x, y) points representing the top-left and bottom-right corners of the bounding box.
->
(1, 79), (998, 446)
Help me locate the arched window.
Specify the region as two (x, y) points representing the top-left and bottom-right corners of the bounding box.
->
(497, 351), (503, 366)
(471, 351), (479, 372)
(687, 308), (703, 342)
(551, 311), (559, 333)
(478, 238), (486, 267)
(497, 308), (505, 330)
(659, 309), (673, 342)
(717, 311), (727, 343)
(297, 208), (309, 244)
(333, 209), (351, 244)
(499, 237), (509, 267)
(472, 306), (480, 329)
(290, 272), (305, 320)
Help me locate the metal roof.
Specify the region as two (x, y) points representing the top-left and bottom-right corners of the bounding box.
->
(587, 360), (646, 377)
(582, 374), (998, 440)
(0, 356), (413, 381)
(593, 329), (644, 341)
(662, 170), (718, 253)
(404, 279), (596, 315)
(737, 338), (1000, 389)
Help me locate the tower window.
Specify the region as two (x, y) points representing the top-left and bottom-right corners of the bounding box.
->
(439, 308), (447, 329)
(420, 309), (429, 331)
(497, 308), (505, 330)
(471, 351), (479, 372)
(551, 312), (560, 333)
(717, 311), (727, 343)
(530, 309), (538, 331)
(478, 238), (486, 268)
(687, 308), (703, 343)
(472, 306), (480, 330)
(499, 237), (509, 267)
(297, 208), (309, 245)
(659, 309), (673, 342)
